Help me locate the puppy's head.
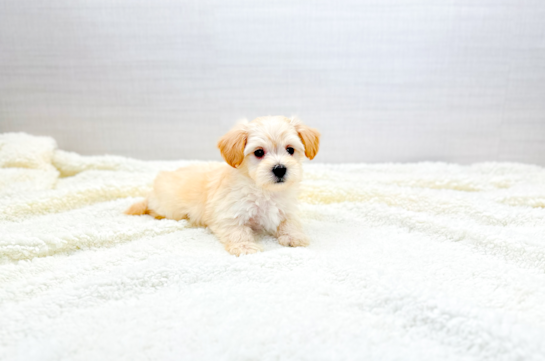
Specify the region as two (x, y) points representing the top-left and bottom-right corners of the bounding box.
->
(218, 116), (320, 190)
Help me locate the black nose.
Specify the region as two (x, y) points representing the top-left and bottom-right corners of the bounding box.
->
(272, 165), (287, 179)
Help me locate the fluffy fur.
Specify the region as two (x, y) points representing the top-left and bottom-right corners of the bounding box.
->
(125, 116), (320, 256)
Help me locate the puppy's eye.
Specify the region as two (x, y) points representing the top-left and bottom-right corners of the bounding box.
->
(286, 147), (295, 155)
(254, 149), (264, 158)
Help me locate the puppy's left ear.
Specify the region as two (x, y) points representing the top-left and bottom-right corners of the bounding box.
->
(295, 123), (320, 160)
(218, 126), (248, 168)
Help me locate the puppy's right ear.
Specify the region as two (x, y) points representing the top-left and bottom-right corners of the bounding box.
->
(217, 127), (248, 168)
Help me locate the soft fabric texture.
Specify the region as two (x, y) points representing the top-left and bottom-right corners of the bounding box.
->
(1, 133), (544, 361)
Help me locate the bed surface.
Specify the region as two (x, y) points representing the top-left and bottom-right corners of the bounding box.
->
(1, 133), (544, 360)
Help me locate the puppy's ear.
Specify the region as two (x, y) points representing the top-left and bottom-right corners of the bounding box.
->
(218, 127), (248, 168)
(295, 123), (320, 160)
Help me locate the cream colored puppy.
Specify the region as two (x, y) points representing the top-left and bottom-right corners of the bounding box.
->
(125, 116), (320, 256)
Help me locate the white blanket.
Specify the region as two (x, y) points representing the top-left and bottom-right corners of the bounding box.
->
(1, 133), (544, 361)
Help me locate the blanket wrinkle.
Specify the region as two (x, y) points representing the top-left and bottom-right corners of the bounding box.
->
(1, 133), (545, 361)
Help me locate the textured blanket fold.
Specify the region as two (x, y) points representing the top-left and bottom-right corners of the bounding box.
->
(1, 132), (544, 360)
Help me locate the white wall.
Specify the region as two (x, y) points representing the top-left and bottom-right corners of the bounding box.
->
(1, 0), (544, 164)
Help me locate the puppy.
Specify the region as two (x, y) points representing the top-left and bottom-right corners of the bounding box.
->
(125, 116), (320, 256)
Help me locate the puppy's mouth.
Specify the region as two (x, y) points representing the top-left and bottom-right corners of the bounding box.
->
(275, 178), (285, 184)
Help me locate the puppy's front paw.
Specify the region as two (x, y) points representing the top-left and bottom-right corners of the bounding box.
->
(225, 242), (261, 256)
(278, 234), (310, 248)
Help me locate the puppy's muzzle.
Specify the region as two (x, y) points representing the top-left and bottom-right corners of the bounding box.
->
(272, 165), (287, 183)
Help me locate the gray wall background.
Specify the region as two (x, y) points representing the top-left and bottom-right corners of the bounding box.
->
(1, 0), (544, 164)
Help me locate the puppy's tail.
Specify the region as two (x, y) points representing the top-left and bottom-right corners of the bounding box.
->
(125, 199), (149, 216)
